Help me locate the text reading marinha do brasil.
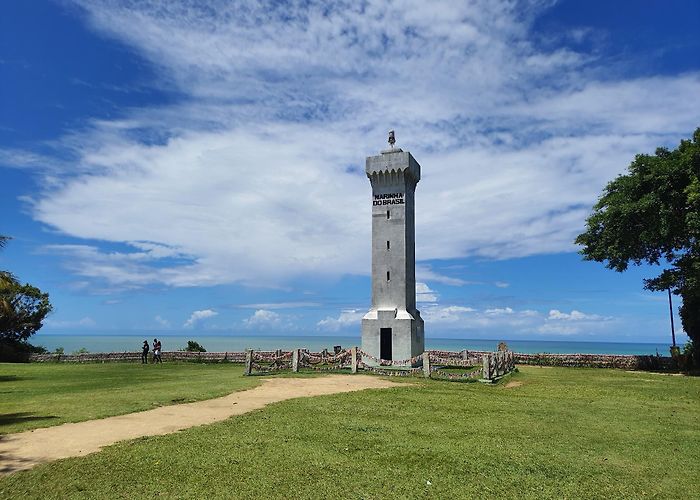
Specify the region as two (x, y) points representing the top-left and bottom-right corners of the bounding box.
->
(373, 193), (404, 206)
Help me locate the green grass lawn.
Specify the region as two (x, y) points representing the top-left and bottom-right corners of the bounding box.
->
(0, 362), (259, 434)
(1, 365), (699, 499)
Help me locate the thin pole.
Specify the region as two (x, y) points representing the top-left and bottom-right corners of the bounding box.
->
(668, 288), (676, 347)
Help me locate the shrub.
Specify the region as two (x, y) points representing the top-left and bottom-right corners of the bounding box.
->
(0, 340), (51, 362)
(185, 340), (206, 352)
(682, 340), (698, 371)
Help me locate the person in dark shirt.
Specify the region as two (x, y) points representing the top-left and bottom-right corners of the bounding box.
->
(141, 340), (149, 364)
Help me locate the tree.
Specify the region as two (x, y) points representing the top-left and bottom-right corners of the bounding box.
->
(575, 129), (700, 347)
(0, 282), (52, 344)
(0, 236), (53, 348)
(0, 235), (17, 290)
(184, 340), (206, 352)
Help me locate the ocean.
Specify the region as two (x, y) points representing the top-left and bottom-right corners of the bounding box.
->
(31, 332), (675, 356)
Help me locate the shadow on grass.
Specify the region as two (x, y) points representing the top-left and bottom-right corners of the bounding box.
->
(0, 375), (26, 383)
(0, 451), (38, 475)
(0, 412), (59, 427)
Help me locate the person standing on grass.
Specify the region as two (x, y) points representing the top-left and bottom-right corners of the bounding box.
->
(141, 340), (149, 364)
(153, 338), (162, 364)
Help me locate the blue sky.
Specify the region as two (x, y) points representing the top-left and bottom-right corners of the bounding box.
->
(1, 0), (698, 343)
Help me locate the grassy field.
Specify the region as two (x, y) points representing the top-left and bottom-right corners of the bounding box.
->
(0, 362), (259, 434)
(1, 365), (699, 499)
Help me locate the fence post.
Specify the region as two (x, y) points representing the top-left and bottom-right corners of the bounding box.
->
(422, 351), (431, 378)
(482, 354), (491, 380)
(244, 349), (253, 376)
(292, 349), (299, 373)
(351, 346), (358, 374)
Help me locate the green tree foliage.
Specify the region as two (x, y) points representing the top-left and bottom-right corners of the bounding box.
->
(185, 340), (207, 352)
(0, 235), (18, 290)
(0, 281), (53, 344)
(576, 129), (700, 345)
(0, 236), (53, 346)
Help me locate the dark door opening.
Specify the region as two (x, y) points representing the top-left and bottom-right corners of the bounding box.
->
(380, 328), (392, 361)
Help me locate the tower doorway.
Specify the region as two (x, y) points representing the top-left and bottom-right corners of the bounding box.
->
(380, 328), (392, 360)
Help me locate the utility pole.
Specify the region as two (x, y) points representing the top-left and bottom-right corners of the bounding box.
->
(668, 288), (676, 348)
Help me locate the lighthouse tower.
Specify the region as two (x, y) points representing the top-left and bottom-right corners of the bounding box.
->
(361, 132), (424, 366)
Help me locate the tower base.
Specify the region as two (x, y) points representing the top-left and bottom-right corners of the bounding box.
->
(361, 308), (424, 367)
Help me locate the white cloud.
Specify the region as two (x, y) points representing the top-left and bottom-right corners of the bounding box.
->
(183, 309), (218, 328)
(42, 244), (194, 288)
(537, 309), (614, 336)
(154, 315), (170, 328)
(316, 301), (618, 338)
(416, 266), (470, 286)
(242, 309), (282, 328)
(10, 0), (699, 289)
(236, 302), (320, 309)
(416, 282), (438, 303)
(317, 309), (365, 332)
(494, 281), (510, 288)
(44, 316), (96, 329)
(484, 307), (514, 316)
(421, 304), (610, 336)
(421, 305), (477, 324)
(547, 309), (605, 321)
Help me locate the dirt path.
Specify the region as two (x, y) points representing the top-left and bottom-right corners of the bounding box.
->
(0, 375), (400, 475)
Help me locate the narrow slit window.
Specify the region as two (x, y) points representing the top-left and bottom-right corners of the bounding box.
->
(387, 271), (390, 281)
(386, 240), (390, 250)
(386, 210), (390, 219)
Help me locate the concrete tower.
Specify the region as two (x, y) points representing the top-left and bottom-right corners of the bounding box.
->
(361, 134), (424, 365)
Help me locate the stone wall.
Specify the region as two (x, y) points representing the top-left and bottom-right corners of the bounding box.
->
(426, 349), (673, 370)
(29, 351), (247, 363)
(29, 349), (675, 371)
(511, 352), (674, 370)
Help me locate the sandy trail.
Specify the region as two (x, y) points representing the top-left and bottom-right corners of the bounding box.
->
(0, 375), (400, 475)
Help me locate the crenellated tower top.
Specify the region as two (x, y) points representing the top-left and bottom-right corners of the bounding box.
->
(365, 149), (421, 185)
